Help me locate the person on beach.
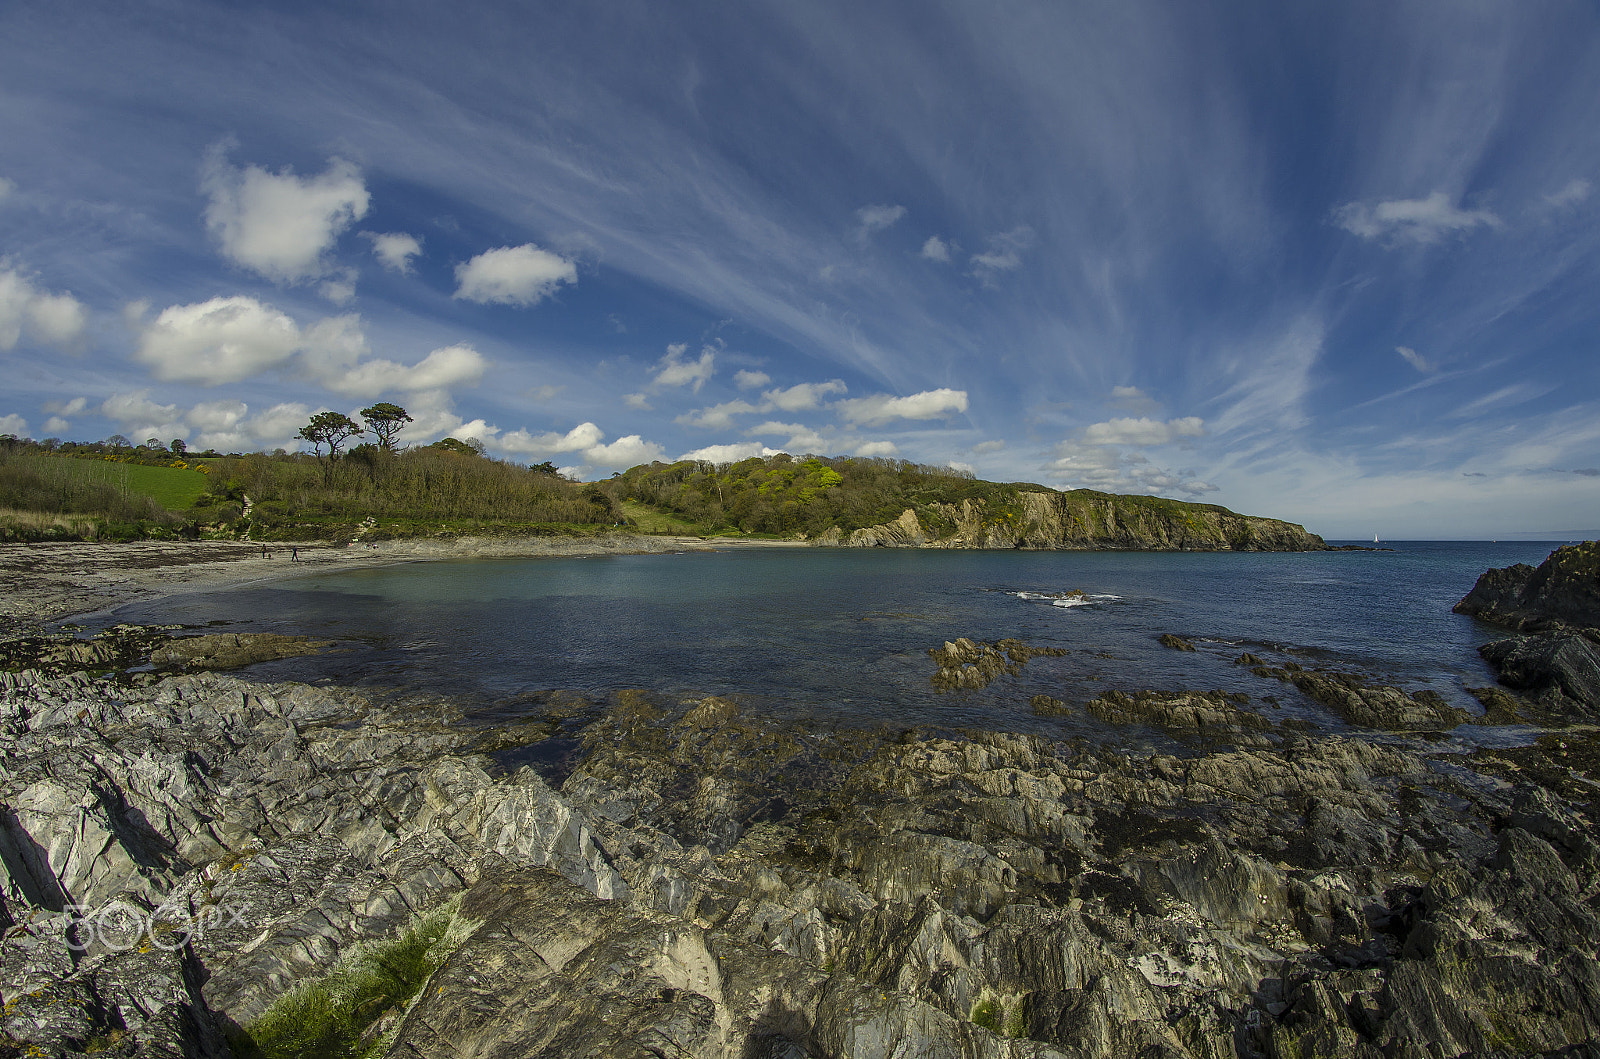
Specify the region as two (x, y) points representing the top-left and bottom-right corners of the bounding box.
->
(291, 546), (299, 563)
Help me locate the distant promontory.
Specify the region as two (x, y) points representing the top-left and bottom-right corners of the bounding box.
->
(612, 455), (1326, 551)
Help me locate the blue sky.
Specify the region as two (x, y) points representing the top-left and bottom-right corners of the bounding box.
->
(1, 1), (1597, 539)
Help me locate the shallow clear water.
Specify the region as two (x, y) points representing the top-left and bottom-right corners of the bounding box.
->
(95, 540), (1565, 742)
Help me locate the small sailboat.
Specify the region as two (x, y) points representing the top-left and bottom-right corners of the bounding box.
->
(1373, 533), (1380, 544)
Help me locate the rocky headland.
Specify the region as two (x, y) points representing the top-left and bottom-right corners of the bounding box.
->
(814, 493), (1326, 552)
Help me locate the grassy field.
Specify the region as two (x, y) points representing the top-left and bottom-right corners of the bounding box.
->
(46, 456), (211, 510)
(114, 460), (210, 509)
(616, 499), (756, 537)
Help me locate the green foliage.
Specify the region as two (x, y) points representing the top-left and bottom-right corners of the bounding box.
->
(242, 898), (470, 1059)
(970, 998), (1001, 1033)
(206, 445), (615, 538)
(359, 402), (413, 452)
(605, 454), (1034, 536)
(968, 991), (1028, 1039)
(0, 448), (199, 536)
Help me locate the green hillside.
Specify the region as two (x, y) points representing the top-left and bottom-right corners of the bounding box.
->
(604, 454), (1325, 551)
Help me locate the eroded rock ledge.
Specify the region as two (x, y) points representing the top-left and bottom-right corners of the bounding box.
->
(4, 650), (1599, 1059)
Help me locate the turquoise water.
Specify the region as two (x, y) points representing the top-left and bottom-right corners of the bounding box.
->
(104, 540), (1562, 742)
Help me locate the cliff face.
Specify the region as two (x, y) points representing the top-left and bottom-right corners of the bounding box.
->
(824, 491), (1325, 552)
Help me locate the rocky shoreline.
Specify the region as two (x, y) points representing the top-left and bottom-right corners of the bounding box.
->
(3, 548), (1600, 1058)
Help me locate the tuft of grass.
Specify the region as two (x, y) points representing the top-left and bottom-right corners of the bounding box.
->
(241, 896), (473, 1059)
(969, 990), (1029, 1039)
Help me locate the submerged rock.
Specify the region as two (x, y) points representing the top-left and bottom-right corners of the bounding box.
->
(1244, 662), (1473, 731)
(149, 632), (330, 670)
(928, 637), (1067, 691)
(1083, 687), (1274, 746)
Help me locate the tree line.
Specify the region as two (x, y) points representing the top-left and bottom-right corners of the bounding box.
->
(600, 453), (1030, 537)
(198, 404), (617, 539)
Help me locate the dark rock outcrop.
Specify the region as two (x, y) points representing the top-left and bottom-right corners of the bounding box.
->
(1459, 543), (1600, 719)
(1454, 540), (1600, 635)
(1479, 634), (1600, 717)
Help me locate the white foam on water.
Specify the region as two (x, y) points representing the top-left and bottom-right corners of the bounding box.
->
(1010, 590), (1122, 608)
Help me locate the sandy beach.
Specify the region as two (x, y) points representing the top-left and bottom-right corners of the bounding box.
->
(0, 533), (808, 633)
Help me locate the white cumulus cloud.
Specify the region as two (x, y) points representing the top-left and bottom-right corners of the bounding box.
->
(837, 388), (969, 426)
(0, 414), (28, 436)
(585, 435), (664, 468)
(364, 232), (423, 273)
(734, 369), (771, 390)
(202, 145), (369, 283)
(0, 268), (88, 351)
(135, 296), (302, 383)
(855, 441), (900, 458)
(675, 400), (758, 431)
(453, 244), (577, 306)
(320, 343), (486, 397)
(652, 342), (717, 391)
(497, 422), (607, 458)
(134, 297), (484, 402)
(187, 401), (318, 453)
(42, 397), (88, 417)
(1082, 416), (1204, 446)
(747, 421), (829, 452)
(679, 442), (784, 464)
(1334, 191), (1499, 245)
(101, 391), (185, 442)
(762, 380), (846, 412)
(921, 235), (951, 263)
(41, 417), (69, 435)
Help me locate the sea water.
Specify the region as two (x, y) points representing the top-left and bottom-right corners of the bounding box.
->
(96, 543), (1561, 742)
(100, 541), (1561, 744)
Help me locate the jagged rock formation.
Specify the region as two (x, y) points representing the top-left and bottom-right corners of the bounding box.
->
(824, 492), (1324, 552)
(1457, 542), (1600, 718)
(1479, 634), (1600, 719)
(1454, 540), (1600, 635)
(928, 638), (1068, 691)
(5, 644), (1599, 1058)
